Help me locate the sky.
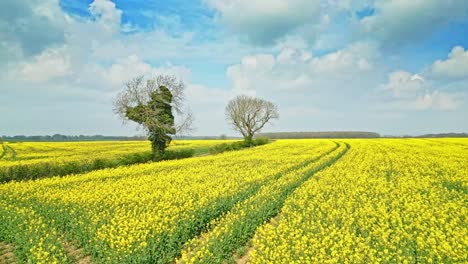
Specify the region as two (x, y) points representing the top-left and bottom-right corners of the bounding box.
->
(1, 0), (467, 137)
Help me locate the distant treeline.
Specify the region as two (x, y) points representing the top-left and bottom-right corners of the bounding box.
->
(1, 134), (147, 142)
(2, 132), (465, 142)
(411, 133), (467, 138)
(258, 131), (381, 139)
(259, 131), (468, 139)
(0, 134), (242, 142)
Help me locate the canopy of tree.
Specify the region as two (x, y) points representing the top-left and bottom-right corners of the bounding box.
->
(114, 75), (194, 159)
(225, 95), (279, 145)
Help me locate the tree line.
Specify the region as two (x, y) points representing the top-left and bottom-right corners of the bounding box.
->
(0, 135), (147, 142)
(258, 131), (381, 139)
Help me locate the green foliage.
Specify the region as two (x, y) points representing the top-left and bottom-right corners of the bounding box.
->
(7, 146), (16, 159)
(125, 86), (176, 160)
(441, 180), (467, 194)
(160, 148), (195, 161)
(209, 138), (269, 155)
(0, 144), (219, 183)
(253, 137), (269, 145)
(0, 152), (154, 183)
(0, 145), (7, 160)
(0, 145), (16, 161)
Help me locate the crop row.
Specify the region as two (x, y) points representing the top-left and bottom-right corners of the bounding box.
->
(248, 139), (468, 263)
(178, 141), (349, 263)
(0, 140), (232, 182)
(0, 139), (336, 263)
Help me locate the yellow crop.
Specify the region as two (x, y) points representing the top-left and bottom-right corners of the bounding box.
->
(249, 139), (468, 263)
(0, 139), (334, 263)
(0, 140), (231, 167)
(0, 140), (233, 182)
(0, 139), (466, 263)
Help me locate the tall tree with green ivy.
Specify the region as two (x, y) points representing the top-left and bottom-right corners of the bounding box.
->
(114, 75), (194, 160)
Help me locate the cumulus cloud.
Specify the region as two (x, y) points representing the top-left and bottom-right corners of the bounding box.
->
(221, 42), (387, 134)
(226, 42), (379, 95)
(411, 91), (461, 111)
(431, 46), (468, 80)
(0, 0), (65, 58)
(89, 0), (123, 34)
(380, 70), (461, 111)
(206, 0), (468, 48)
(381, 71), (425, 98)
(0, 0), (226, 135)
(99, 55), (192, 87)
(1, 0), (467, 136)
(10, 47), (72, 82)
(360, 0), (468, 46)
(206, 0), (325, 45)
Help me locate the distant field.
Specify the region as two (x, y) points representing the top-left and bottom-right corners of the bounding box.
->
(0, 140), (234, 182)
(0, 139), (466, 263)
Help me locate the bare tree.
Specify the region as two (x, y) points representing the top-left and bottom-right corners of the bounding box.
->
(225, 95), (279, 145)
(114, 75), (195, 158)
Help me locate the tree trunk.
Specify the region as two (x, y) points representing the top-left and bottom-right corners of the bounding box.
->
(244, 135), (253, 147)
(149, 132), (167, 161)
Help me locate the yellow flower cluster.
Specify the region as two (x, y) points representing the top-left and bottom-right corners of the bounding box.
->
(0, 140), (229, 168)
(178, 141), (347, 263)
(249, 139), (468, 263)
(1, 139), (466, 263)
(0, 141), (150, 164)
(0, 140), (231, 182)
(0, 139), (333, 263)
(0, 199), (68, 264)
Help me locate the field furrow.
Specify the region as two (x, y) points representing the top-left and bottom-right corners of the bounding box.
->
(1, 139), (466, 263)
(63, 241), (91, 264)
(247, 140), (467, 263)
(0, 140), (337, 263)
(177, 142), (349, 263)
(0, 242), (16, 264)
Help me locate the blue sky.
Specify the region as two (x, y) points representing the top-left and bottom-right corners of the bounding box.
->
(1, 0), (467, 136)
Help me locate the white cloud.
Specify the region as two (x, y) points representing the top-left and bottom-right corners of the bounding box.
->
(391, 91), (461, 111)
(13, 46), (72, 82)
(413, 91), (460, 111)
(431, 46), (468, 79)
(381, 71), (425, 98)
(0, 0), (66, 58)
(380, 70), (462, 111)
(226, 42), (379, 95)
(1, 0), (467, 136)
(222, 42), (386, 134)
(206, 0), (324, 44)
(360, 0), (468, 45)
(206, 0), (468, 48)
(99, 55), (192, 87)
(310, 42), (376, 73)
(89, 0), (122, 34)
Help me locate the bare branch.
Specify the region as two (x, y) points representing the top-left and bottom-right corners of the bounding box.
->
(113, 74), (195, 133)
(175, 109), (196, 136)
(225, 95), (279, 141)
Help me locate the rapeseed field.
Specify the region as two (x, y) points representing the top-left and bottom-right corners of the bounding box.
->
(0, 139), (466, 263)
